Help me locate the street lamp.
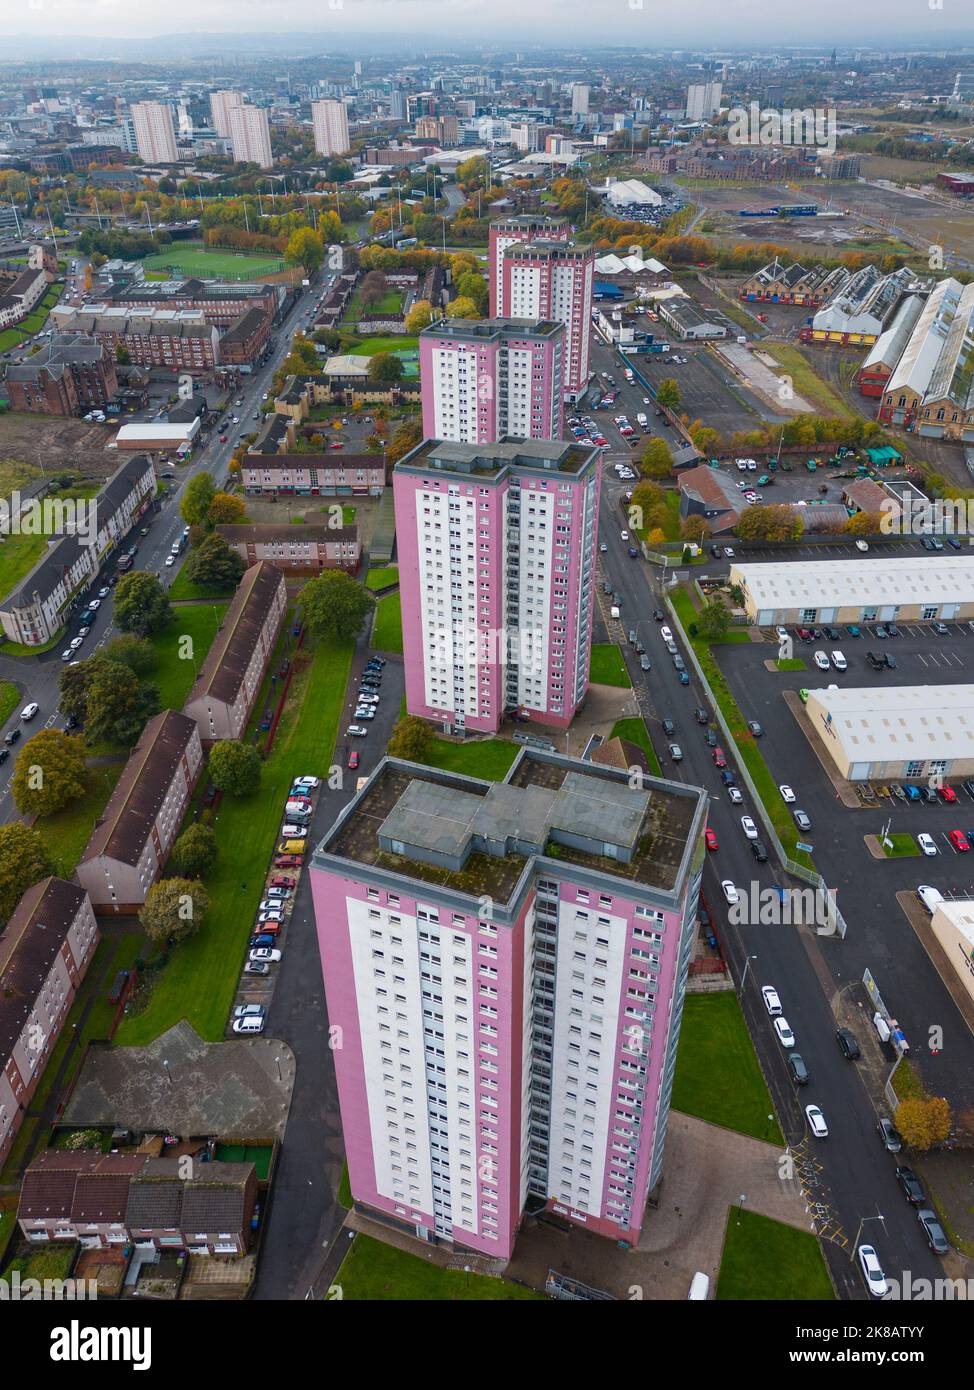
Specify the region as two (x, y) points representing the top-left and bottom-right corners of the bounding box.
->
(740, 953), (758, 989)
(162, 1058), (172, 1085)
(850, 1213), (886, 1260)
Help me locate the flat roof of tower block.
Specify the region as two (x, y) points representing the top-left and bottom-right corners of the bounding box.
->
(396, 437), (598, 478)
(316, 749), (705, 912)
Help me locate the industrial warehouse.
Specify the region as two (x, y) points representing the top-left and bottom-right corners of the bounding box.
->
(729, 556), (974, 626)
(804, 685), (974, 782)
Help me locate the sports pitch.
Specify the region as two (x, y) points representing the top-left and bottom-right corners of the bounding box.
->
(142, 242), (285, 280)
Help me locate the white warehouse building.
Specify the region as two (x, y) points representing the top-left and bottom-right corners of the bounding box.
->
(730, 556), (974, 626)
(805, 685), (974, 782)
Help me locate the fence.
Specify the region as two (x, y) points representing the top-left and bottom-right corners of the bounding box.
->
(666, 592), (847, 938)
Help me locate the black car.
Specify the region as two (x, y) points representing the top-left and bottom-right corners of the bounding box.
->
(720, 768), (736, 787)
(628, 547), (639, 558)
(3, 728), (20, 746)
(884, 653), (898, 669)
(917, 1208), (950, 1254)
(661, 718), (676, 736)
(65, 714), (80, 731)
(836, 1027), (861, 1060)
(694, 708), (709, 724)
(0, 748), (7, 764)
(886, 623), (899, 637)
(895, 1166), (925, 1205)
(653, 609), (665, 621)
(866, 650), (885, 670)
(823, 626), (840, 641)
(787, 1053), (809, 1085)
(705, 729), (718, 747)
(751, 839), (768, 862)
(921, 537), (936, 551)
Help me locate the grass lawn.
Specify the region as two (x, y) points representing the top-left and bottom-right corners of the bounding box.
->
(143, 242), (284, 280)
(669, 588), (812, 867)
(609, 717), (662, 776)
(115, 631), (354, 1045)
(775, 658), (806, 671)
(348, 336), (419, 356)
(167, 567), (236, 602)
(0, 630), (64, 656)
(0, 484), (100, 602)
(372, 592), (402, 654)
(760, 343), (855, 421)
(673, 993), (784, 1145)
(366, 566), (399, 591)
(43, 763), (125, 879)
(882, 832), (920, 858)
(6, 1243), (77, 1284)
(333, 1233), (543, 1301)
(716, 1208), (834, 1301)
(0, 680), (18, 725)
(424, 737), (519, 781)
(589, 643), (631, 688)
(147, 603), (228, 709)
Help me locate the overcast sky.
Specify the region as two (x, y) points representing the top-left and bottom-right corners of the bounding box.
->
(5, 0), (972, 46)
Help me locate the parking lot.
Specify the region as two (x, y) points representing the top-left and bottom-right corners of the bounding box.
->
(627, 342), (785, 433)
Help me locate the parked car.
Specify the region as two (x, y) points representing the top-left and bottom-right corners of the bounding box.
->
(895, 1166), (925, 1205)
(877, 1117), (903, 1153)
(779, 784), (795, 803)
(250, 947), (282, 964)
(751, 839), (768, 863)
(721, 880), (739, 905)
(787, 1053), (809, 1085)
(793, 810), (811, 832)
(949, 829), (970, 852)
(234, 1003), (265, 1020)
(668, 743), (683, 762)
(704, 828), (718, 851)
(273, 855), (302, 869)
(836, 1028), (860, 1060)
(917, 1208), (950, 1255)
(761, 985), (782, 1016)
(661, 718), (676, 736)
(773, 1016), (795, 1047)
(293, 776), (320, 789)
(741, 816), (758, 840)
(858, 1245), (887, 1298)
(244, 961), (270, 976)
(347, 725), (368, 737)
(917, 833), (938, 857)
(233, 1016), (265, 1035)
(746, 721), (763, 737)
(805, 1104), (828, 1139)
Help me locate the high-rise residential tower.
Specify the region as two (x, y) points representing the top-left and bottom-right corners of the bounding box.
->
(685, 81), (723, 121)
(310, 748), (707, 1259)
(209, 89), (245, 138)
(419, 318), (563, 446)
(498, 240), (595, 402)
(488, 215), (570, 316)
(312, 99), (351, 157)
(394, 437), (600, 734)
(130, 102), (178, 164)
(228, 104), (273, 169)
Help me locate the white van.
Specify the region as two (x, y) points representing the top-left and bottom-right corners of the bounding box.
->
(610, 605), (620, 619)
(917, 884), (944, 915)
(830, 651), (847, 671)
(688, 1272), (710, 1300)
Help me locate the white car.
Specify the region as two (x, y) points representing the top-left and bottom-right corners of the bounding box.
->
(233, 1016), (265, 1034)
(165, 554), (176, 566)
(643, 397), (651, 405)
(728, 787), (744, 804)
(20, 702), (39, 720)
(917, 833), (938, 857)
(660, 625), (673, 643)
(721, 880), (739, 905)
(347, 724), (368, 737)
(97, 586), (110, 598)
(61, 649), (74, 661)
(249, 947), (282, 963)
(234, 1003), (264, 1019)
(599, 542), (608, 552)
(858, 1245), (887, 1298)
(779, 784), (796, 804)
(773, 1016), (796, 1048)
(830, 651), (847, 671)
(762, 985), (782, 1017)
(813, 650), (830, 671)
(741, 816), (758, 840)
(258, 899), (287, 913)
(805, 1104), (829, 1139)
(69, 636), (84, 649)
(620, 530), (629, 541)
(293, 776), (319, 788)
(280, 826), (308, 840)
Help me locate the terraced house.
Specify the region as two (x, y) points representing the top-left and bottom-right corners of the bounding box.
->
(0, 879), (99, 1166)
(183, 561), (287, 743)
(77, 710), (203, 912)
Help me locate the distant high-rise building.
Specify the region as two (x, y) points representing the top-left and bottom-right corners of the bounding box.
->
(419, 318), (563, 448)
(395, 435), (599, 732)
(685, 81), (722, 121)
(415, 114), (459, 146)
(312, 99), (351, 157)
(209, 90), (245, 139)
(499, 240), (595, 402)
(951, 71), (974, 107)
(487, 215), (569, 316)
(228, 105), (273, 169)
(389, 88), (405, 121)
(130, 102), (178, 164)
(570, 82), (590, 116)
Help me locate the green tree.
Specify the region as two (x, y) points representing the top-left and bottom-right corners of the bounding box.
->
(185, 533), (246, 590)
(139, 877), (210, 946)
(404, 298), (434, 333)
(181, 472), (217, 528)
(655, 377), (681, 411)
(85, 660), (160, 746)
(640, 437), (673, 480)
(170, 822), (218, 879)
(455, 271), (487, 314)
(367, 352), (404, 385)
(208, 740), (261, 797)
(446, 295), (480, 320)
(285, 225), (324, 274)
(11, 730), (87, 817)
(207, 491), (248, 525)
(103, 635), (156, 677)
(298, 572), (375, 641)
(114, 572), (172, 637)
(697, 599), (730, 642)
(388, 716), (433, 761)
(0, 822), (55, 922)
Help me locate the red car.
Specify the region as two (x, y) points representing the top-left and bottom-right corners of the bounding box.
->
(219, 433), (227, 443)
(348, 749), (360, 770)
(949, 829), (970, 852)
(270, 875), (295, 889)
(273, 854), (302, 868)
(704, 828), (718, 851)
(712, 747), (727, 769)
(938, 786), (958, 804)
(329, 441), (344, 450)
(253, 920), (281, 936)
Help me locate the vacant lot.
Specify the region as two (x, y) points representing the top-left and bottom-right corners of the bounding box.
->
(0, 413), (119, 485)
(143, 242), (284, 280)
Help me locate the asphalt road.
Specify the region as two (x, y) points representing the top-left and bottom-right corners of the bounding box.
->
(0, 276), (327, 820)
(595, 479), (944, 1300)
